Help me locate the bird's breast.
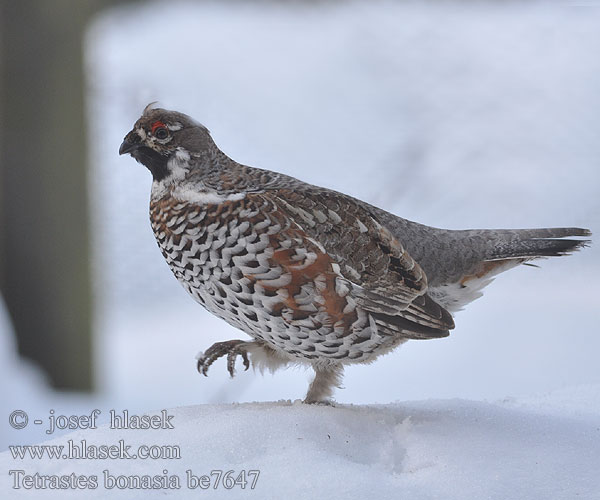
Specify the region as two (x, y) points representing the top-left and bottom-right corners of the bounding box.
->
(148, 194), (390, 363)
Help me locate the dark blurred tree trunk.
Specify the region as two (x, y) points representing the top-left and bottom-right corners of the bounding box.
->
(0, 1), (94, 390)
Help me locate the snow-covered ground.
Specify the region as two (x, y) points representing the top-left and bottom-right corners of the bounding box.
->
(2, 0), (600, 498)
(1, 393), (599, 499)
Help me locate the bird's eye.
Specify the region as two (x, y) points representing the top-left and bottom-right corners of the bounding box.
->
(151, 120), (169, 140)
(154, 127), (169, 140)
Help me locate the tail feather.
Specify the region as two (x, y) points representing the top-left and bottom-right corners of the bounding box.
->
(489, 227), (591, 260)
(517, 227), (591, 239)
(425, 226), (590, 314)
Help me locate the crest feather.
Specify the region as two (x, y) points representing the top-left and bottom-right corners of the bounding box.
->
(143, 102), (159, 115)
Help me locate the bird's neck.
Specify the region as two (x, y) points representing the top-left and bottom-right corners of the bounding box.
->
(187, 150), (283, 195)
(150, 145), (292, 203)
(149, 147), (248, 202)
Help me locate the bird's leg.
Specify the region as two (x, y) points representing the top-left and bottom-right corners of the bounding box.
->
(304, 365), (344, 404)
(196, 340), (251, 377)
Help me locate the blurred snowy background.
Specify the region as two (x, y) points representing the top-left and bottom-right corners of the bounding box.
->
(2, 0), (599, 451)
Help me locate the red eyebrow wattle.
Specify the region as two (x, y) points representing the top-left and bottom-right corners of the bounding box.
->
(151, 121), (166, 133)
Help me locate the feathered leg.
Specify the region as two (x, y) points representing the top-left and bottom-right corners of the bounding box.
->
(304, 365), (343, 404)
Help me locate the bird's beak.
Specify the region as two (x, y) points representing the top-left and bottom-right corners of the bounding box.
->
(119, 131), (141, 156)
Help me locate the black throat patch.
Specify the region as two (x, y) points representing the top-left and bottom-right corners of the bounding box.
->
(131, 147), (170, 181)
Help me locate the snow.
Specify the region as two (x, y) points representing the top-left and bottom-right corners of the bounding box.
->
(2, 0), (600, 498)
(1, 395), (599, 499)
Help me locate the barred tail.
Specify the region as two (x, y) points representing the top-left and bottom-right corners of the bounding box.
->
(488, 227), (591, 260)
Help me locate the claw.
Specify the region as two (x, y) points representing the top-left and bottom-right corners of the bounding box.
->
(226, 348), (250, 377)
(196, 347), (223, 376)
(226, 352), (236, 377)
(196, 340), (251, 378)
(241, 350), (250, 371)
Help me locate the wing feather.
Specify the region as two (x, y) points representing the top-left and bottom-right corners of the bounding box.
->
(271, 188), (454, 338)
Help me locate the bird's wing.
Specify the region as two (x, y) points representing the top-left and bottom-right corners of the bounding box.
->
(260, 189), (454, 339)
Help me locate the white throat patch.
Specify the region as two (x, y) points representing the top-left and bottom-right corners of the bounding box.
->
(150, 148), (192, 200)
(171, 187), (246, 205)
(150, 148), (246, 205)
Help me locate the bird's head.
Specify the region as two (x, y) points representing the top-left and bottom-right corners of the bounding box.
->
(119, 104), (213, 181)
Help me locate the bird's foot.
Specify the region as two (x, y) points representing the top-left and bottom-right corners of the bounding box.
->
(305, 399), (336, 406)
(196, 340), (251, 377)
